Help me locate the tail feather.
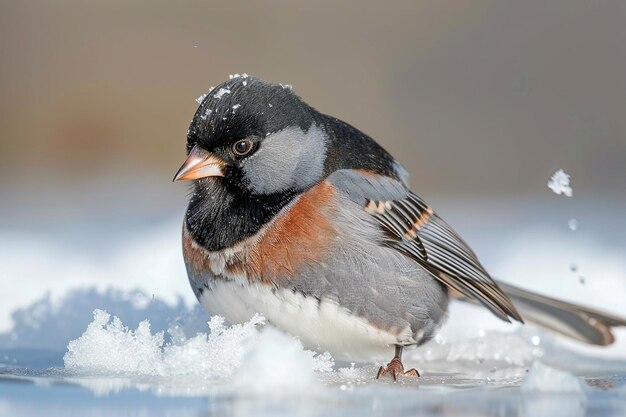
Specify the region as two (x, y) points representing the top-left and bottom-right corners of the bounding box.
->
(496, 281), (626, 346)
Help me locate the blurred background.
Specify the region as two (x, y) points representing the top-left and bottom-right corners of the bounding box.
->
(0, 1), (625, 361)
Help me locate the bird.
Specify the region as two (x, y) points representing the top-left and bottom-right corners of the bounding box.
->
(174, 75), (626, 380)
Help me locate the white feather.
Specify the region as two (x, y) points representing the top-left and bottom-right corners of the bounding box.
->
(199, 278), (402, 361)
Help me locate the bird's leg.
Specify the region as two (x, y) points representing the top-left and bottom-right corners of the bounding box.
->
(376, 345), (420, 381)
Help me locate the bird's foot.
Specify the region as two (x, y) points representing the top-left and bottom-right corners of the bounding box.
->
(376, 356), (420, 381)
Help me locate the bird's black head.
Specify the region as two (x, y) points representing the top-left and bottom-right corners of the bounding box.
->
(175, 76), (329, 197)
(175, 76), (334, 251)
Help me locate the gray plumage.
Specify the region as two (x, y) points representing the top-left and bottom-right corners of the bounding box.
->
(178, 76), (626, 368)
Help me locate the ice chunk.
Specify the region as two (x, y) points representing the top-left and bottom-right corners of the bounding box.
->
(213, 88), (231, 99)
(547, 169), (573, 197)
(522, 362), (583, 393)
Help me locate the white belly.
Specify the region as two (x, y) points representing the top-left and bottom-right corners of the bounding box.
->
(199, 279), (401, 361)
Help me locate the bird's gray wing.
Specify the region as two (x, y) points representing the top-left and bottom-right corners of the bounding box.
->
(328, 169), (523, 323)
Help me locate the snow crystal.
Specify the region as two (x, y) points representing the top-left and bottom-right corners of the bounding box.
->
(195, 94), (207, 104)
(64, 310), (165, 374)
(279, 83), (293, 90)
(63, 309), (332, 385)
(568, 218), (579, 231)
(242, 81), (247, 87)
(229, 73), (248, 80)
(232, 104), (241, 110)
(547, 169), (573, 197)
(522, 362), (583, 393)
(213, 88), (231, 99)
(64, 310), (265, 376)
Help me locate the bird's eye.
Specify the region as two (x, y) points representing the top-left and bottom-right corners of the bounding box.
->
(232, 139), (255, 157)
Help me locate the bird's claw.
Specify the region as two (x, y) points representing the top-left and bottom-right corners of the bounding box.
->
(376, 356), (420, 381)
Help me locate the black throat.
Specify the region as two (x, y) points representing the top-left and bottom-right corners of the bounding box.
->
(185, 179), (299, 251)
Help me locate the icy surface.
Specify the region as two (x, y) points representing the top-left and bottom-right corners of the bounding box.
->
(547, 169), (573, 196)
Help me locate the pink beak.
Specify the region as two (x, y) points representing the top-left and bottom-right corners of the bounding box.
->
(173, 145), (226, 181)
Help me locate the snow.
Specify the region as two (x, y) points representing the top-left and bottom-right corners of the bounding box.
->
(213, 88), (231, 99)
(195, 94), (207, 104)
(522, 361), (583, 393)
(547, 169), (573, 196)
(64, 310), (167, 374)
(0, 288), (205, 350)
(231, 104), (241, 110)
(63, 309), (333, 388)
(233, 328), (322, 395)
(64, 310), (262, 376)
(199, 108), (211, 120)
(0, 216), (194, 334)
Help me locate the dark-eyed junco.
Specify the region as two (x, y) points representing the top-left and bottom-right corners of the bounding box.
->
(175, 75), (626, 380)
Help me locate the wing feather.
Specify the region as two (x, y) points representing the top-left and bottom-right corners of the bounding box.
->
(328, 169), (523, 323)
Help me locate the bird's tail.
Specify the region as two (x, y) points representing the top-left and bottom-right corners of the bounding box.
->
(496, 281), (626, 346)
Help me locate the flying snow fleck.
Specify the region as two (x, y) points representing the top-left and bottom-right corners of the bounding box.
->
(547, 169), (573, 197)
